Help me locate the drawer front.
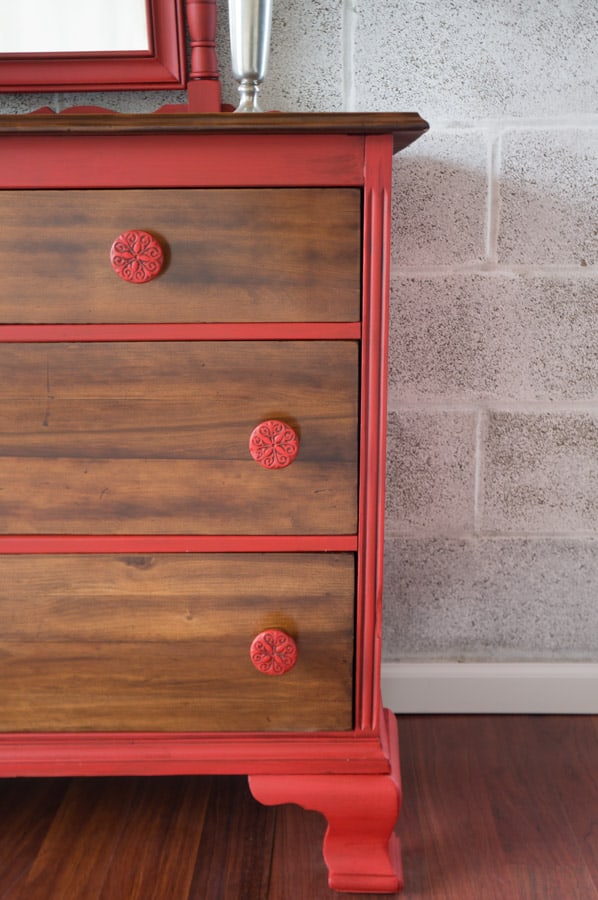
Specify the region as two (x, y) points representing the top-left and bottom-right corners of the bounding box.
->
(0, 341), (358, 534)
(0, 189), (361, 323)
(0, 553), (354, 733)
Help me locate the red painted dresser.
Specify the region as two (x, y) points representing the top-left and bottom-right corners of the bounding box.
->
(0, 112), (427, 893)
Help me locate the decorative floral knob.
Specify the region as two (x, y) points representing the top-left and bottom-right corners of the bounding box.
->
(250, 629), (298, 676)
(110, 230), (164, 284)
(249, 420), (299, 469)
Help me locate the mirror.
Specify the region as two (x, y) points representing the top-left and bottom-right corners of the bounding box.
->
(0, 0), (186, 91)
(0, 0), (149, 54)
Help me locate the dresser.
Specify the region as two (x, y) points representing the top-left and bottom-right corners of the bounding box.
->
(0, 112), (427, 893)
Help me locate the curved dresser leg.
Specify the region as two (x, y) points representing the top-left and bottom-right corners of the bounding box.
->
(249, 712), (403, 893)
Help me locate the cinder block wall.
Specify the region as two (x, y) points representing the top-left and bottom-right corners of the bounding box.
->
(2, 1), (596, 663)
(361, 1), (598, 664)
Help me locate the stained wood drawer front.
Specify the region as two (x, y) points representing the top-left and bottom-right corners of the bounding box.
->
(0, 553), (354, 733)
(0, 189), (361, 323)
(0, 341), (358, 534)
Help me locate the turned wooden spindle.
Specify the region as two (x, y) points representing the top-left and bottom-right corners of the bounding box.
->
(185, 0), (222, 112)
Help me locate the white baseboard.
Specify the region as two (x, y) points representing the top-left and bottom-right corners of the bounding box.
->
(381, 662), (598, 714)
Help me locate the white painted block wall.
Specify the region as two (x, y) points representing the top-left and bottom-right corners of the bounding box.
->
(1, 0), (596, 707)
(357, 0), (598, 670)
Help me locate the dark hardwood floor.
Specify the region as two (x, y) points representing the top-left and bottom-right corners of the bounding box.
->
(1, 716), (596, 899)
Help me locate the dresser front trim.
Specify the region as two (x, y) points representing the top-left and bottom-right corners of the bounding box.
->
(0, 323), (361, 342)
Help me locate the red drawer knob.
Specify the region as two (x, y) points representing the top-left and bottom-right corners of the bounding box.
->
(250, 629), (298, 676)
(110, 230), (164, 283)
(249, 420), (299, 469)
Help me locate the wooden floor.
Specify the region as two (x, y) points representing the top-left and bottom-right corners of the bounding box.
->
(1, 715), (596, 899)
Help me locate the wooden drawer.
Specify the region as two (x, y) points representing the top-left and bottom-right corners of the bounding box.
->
(0, 340), (358, 534)
(0, 553), (354, 733)
(0, 189), (361, 323)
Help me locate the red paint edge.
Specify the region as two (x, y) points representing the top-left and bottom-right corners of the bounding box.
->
(0, 535), (357, 554)
(0, 729), (391, 777)
(0, 133), (366, 189)
(0, 323), (361, 342)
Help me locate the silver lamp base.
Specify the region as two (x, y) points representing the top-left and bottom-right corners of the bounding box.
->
(235, 78), (263, 113)
(228, 0), (273, 113)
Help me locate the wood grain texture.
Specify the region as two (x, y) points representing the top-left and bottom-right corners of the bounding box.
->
(397, 715), (598, 900)
(187, 775), (276, 900)
(0, 778), (67, 898)
(0, 189), (360, 322)
(539, 715), (598, 891)
(14, 777), (210, 900)
(0, 553), (354, 733)
(1, 716), (596, 899)
(0, 341), (358, 534)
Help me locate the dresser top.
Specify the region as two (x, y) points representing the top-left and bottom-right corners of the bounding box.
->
(0, 111), (428, 155)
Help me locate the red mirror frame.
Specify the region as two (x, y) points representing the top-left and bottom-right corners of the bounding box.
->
(0, 0), (186, 92)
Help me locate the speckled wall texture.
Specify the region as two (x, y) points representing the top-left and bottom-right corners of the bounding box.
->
(1, 1), (596, 662)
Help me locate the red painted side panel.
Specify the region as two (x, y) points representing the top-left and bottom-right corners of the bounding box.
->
(355, 134), (394, 734)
